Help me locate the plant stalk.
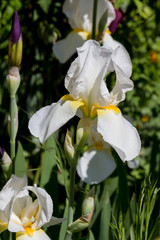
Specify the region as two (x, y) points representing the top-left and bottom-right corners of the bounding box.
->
(10, 95), (16, 161)
(92, 0), (98, 39)
(65, 166), (76, 240)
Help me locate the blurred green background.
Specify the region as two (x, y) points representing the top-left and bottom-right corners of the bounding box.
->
(1, 0), (160, 239)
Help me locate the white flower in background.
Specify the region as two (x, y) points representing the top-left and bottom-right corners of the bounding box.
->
(77, 129), (116, 184)
(29, 39), (141, 162)
(0, 175), (64, 239)
(53, 0), (115, 63)
(0, 175), (27, 234)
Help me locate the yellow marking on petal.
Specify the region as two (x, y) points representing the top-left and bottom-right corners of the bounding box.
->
(61, 94), (84, 110)
(61, 94), (74, 101)
(72, 28), (91, 39)
(105, 30), (111, 35)
(97, 104), (120, 117)
(90, 104), (120, 118)
(0, 221), (8, 233)
(25, 227), (34, 236)
(102, 104), (120, 113)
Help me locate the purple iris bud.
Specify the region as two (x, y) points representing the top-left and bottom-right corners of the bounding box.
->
(109, 8), (124, 34)
(8, 11), (22, 67)
(10, 11), (21, 44)
(0, 147), (4, 159)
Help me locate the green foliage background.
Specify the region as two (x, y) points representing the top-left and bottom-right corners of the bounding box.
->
(0, 0), (160, 239)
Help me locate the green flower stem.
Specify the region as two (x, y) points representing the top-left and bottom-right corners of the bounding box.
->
(9, 232), (15, 240)
(92, 0), (98, 39)
(65, 166), (76, 240)
(10, 95), (16, 162)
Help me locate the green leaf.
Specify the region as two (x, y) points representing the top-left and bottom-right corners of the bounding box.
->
(130, 224), (135, 240)
(88, 230), (95, 240)
(15, 141), (27, 177)
(40, 135), (57, 188)
(98, 191), (111, 240)
(90, 177), (118, 227)
(117, 157), (129, 214)
(149, 215), (160, 240)
(38, 0), (52, 13)
(59, 199), (69, 240)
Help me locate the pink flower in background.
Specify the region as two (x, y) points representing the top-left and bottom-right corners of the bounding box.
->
(109, 8), (124, 34)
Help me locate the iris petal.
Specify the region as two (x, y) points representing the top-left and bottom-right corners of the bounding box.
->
(97, 109), (141, 161)
(28, 98), (83, 144)
(16, 229), (50, 240)
(77, 148), (116, 184)
(53, 31), (87, 63)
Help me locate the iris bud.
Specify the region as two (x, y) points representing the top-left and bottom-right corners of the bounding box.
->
(8, 11), (22, 67)
(67, 187), (95, 233)
(0, 147), (12, 179)
(64, 130), (75, 166)
(6, 66), (20, 96)
(76, 118), (93, 151)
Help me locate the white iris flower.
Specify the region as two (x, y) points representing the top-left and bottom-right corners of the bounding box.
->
(0, 175), (64, 239)
(53, 0), (116, 63)
(29, 39), (141, 162)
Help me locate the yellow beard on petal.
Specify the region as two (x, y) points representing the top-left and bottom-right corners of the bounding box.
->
(25, 227), (34, 236)
(102, 104), (120, 113)
(72, 28), (91, 40)
(97, 104), (121, 117)
(61, 94), (84, 110)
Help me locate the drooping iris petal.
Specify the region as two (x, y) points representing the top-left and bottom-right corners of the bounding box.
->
(97, 109), (141, 161)
(77, 149), (116, 184)
(65, 40), (112, 105)
(53, 31), (87, 63)
(16, 229), (51, 240)
(28, 98), (83, 144)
